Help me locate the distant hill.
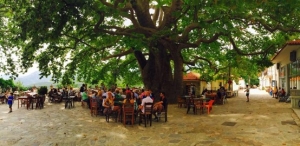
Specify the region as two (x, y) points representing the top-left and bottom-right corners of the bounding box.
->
(14, 71), (54, 87)
(1, 70), (83, 88)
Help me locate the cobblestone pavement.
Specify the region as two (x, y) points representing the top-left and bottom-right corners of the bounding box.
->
(0, 89), (300, 146)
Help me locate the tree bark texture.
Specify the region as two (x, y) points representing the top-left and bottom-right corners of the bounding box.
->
(134, 41), (183, 103)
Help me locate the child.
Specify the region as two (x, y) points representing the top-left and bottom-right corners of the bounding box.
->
(244, 85), (250, 102)
(7, 92), (14, 113)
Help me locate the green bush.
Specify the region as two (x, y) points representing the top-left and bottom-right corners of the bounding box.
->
(38, 86), (48, 95)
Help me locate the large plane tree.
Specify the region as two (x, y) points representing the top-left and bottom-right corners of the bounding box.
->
(1, 0), (300, 102)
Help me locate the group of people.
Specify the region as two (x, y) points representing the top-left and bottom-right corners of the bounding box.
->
(270, 86), (286, 98)
(48, 87), (77, 103)
(79, 84), (168, 123)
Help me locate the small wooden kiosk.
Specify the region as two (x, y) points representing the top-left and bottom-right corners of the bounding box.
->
(183, 72), (207, 96)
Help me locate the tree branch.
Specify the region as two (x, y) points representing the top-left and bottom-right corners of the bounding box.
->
(183, 56), (220, 73)
(158, 0), (183, 29)
(102, 49), (134, 60)
(229, 36), (274, 55)
(176, 22), (201, 42)
(133, 47), (147, 69)
(194, 32), (224, 45)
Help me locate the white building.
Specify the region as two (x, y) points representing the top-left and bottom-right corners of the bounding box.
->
(260, 39), (300, 108)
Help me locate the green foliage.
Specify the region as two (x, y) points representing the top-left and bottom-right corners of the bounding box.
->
(250, 78), (260, 86)
(25, 86), (34, 91)
(1, 0), (300, 94)
(38, 86), (48, 95)
(14, 81), (27, 91)
(0, 78), (16, 91)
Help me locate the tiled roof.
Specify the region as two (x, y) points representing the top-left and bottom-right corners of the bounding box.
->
(287, 39), (300, 45)
(271, 39), (300, 61)
(183, 72), (200, 80)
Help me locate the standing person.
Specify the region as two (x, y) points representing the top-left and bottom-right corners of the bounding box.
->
(7, 92), (14, 113)
(273, 86), (278, 98)
(190, 83), (195, 96)
(80, 84), (86, 97)
(245, 85), (250, 102)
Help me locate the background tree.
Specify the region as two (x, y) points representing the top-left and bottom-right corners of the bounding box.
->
(1, 1), (300, 102)
(0, 78), (16, 92)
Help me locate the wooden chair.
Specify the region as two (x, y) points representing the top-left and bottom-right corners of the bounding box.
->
(35, 95), (45, 109)
(0, 96), (5, 104)
(222, 95), (227, 105)
(123, 103), (135, 126)
(177, 97), (185, 108)
(20, 98), (27, 108)
(26, 95), (33, 110)
(194, 99), (203, 115)
(157, 104), (168, 122)
(105, 109), (119, 123)
(139, 102), (153, 127)
(205, 100), (214, 114)
(90, 98), (98, 116)
(186, 97), (196, 114)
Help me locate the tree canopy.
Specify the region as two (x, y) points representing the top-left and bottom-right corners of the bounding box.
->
(1, 0), (300, 102)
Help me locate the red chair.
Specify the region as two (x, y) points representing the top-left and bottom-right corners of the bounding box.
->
(205, 100), (214, 114)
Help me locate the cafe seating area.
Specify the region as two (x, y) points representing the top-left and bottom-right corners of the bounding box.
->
(178, 90), (229, 115)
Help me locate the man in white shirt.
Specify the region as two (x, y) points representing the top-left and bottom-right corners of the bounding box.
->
(139, 91), (153, 113)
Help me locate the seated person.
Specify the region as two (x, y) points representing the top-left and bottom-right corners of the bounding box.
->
(114, 89), (124, 105)
(279, 88), (286, 97)
(153, 92), (167, 118)
(138, 91), (153, 113)
(123, 92), (134, 105)
(97, 90), (104, 112)
(273, 86), (278, 98)
(82, 90), (90, 109)
(102, 92), (120, 118)
(202, 88), (208, 95)
(216, 89), (222, 104)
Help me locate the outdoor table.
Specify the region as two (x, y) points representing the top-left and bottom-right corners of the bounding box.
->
(65, 96), (75, 109)
(205, 93), (217, 100)
(27, 92), (37, 97)
(18, 96), (29, 109)
(186, 97), (200, 114)
(13, 92), (19, 100)
(186, 97), (211, 114)
(226, 91), (233, 97)
(18, 95), (39, 109)
(198, 97), (211, 114)
(0, 93), (6, 104)
(181, 95), (192, 108)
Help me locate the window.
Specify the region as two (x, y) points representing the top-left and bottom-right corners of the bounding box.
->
(289, 60), (300, 89)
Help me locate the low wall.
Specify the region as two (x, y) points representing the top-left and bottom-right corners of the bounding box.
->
(290, 96), (300, 108)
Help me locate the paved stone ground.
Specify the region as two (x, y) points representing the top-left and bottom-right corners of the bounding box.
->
(0, 89), (300, 146)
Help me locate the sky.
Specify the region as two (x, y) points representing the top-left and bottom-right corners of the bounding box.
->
(0, 64), (39, 79)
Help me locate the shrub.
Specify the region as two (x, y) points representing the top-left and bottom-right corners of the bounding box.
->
(38, 86), (48, 95)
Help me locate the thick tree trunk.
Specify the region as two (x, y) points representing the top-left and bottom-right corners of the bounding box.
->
(135, 42), (183, 103)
